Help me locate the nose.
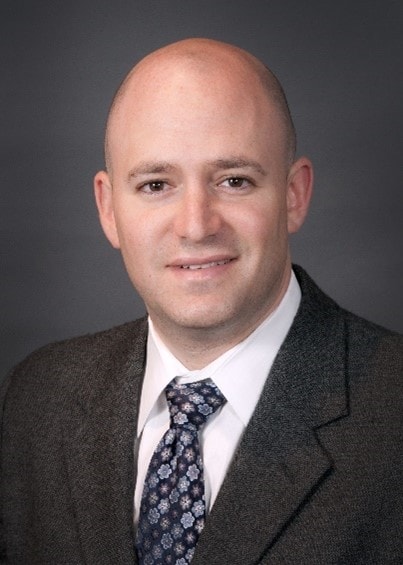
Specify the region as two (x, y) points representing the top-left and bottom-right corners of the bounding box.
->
(173, 185), (222, 242)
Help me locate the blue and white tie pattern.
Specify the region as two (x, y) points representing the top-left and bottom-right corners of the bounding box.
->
(135, 379), (225, 564)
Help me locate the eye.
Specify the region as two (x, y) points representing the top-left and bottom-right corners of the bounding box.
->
(220, 177), (251, 190)
(140, 180), (168, 194)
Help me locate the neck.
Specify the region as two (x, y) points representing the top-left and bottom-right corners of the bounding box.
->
(150, 296), (287, 370)
(155, 326), (254, 370)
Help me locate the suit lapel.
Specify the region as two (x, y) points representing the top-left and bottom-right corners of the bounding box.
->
(193, 269), (349, 564)
(63, 320), (147, 564)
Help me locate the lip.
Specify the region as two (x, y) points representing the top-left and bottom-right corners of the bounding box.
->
(168, 255), (237, 270)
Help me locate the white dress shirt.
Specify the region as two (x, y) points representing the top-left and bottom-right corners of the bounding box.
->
(134, 271), (301, 522)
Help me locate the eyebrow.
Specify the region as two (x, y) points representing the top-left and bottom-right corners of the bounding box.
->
(127, 156), (267, 181)
(207, 157), (267, 176)
(128, 161), (176, 181)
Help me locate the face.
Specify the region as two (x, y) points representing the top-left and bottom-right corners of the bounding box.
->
(95, 54), (312, 344)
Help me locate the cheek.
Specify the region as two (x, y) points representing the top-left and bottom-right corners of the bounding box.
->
(115, 208), (168, 269)
(115, 202), (149, 243)
(114, 215), (145, 262)
(238, 200), (287, 247)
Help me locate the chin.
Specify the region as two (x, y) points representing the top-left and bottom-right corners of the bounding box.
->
(159, 303), (237, 332)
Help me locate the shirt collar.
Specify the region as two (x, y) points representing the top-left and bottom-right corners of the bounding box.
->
(137, 270), (301, 434)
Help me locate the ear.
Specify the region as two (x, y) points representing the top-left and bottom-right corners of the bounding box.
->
(93, 170), (121, 249)
(286, 157), (314, 234)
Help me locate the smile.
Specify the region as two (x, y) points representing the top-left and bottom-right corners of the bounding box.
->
(180, 259), (232, 270)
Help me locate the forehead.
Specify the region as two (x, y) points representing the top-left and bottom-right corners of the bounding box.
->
(107, 55), (286, 172)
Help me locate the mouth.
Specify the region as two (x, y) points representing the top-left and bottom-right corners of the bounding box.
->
(180, 258), (233, 270)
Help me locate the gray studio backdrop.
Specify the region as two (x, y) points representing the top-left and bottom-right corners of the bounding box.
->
(2, 0), (403, 377)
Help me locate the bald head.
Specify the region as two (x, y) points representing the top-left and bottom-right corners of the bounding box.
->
(104, 38), (296, 174)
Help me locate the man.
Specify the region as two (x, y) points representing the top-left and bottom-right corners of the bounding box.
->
(1, 38), (402, 564)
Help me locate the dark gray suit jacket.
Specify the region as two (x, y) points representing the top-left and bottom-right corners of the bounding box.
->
(1, 267), (402, 564)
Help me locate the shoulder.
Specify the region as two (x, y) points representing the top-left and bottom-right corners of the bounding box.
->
(289, 267), (402, 456)
(7, 316), (148, 375)
(293, 264), (402, 342)
(293, 264), (402, 381)
(1, 317), (148, 411)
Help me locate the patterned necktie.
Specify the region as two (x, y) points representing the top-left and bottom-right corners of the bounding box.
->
(135, 378), (225, 564)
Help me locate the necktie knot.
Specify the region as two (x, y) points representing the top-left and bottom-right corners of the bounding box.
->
(165, 379), (225, 432)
